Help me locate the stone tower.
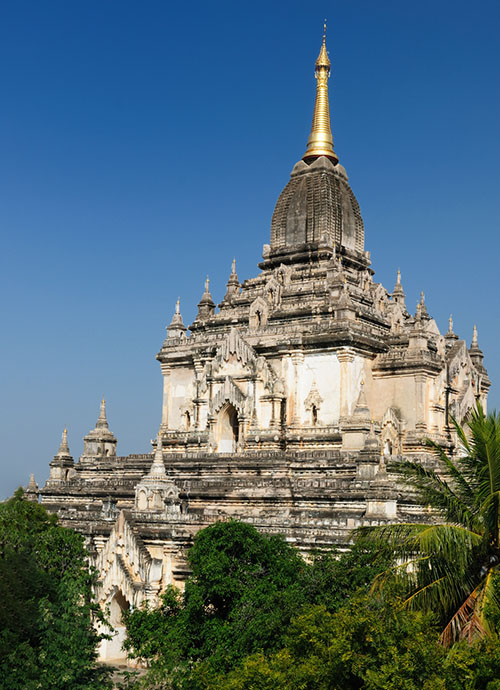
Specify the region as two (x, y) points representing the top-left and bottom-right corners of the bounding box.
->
(39, 31), (489, 661)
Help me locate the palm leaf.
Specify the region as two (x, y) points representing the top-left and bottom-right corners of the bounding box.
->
(393, 458), (480, 530)
(440, 583), (484, 646)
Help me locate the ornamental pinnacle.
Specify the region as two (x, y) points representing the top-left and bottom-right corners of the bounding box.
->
(302, 21), (338, 164)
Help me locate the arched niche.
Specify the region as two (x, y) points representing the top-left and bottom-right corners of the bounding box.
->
(216, 404), (239, 453)
(110, 589), (130, 627)
(137, 489), (147, 511)
(100, 589), (131, 662)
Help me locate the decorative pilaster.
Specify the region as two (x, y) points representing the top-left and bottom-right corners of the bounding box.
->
(160, 364), (171, 429)
(291, 351), (304, 425)
(338, 348), (355, 418)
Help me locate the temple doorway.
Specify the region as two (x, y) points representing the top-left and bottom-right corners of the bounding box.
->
(99, 589), (130, 662)
(216, 404), (239, 453)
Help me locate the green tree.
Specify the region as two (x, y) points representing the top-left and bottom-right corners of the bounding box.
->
(123, 521), (390, 688)
(124, 520), (307, 685)
(0, 490), (112, 690)
(202, 596), (449, 690)
(355, 404), (500, 644)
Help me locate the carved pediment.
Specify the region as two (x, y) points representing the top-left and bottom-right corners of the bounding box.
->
(249, 298), (269, 330)
(381, 406), (401, 430)
(214, 328), (257, 371)
(210, 375), (247, 415)
(304, 382), (323, 410)
(209, 328), (277, 393)
(264, 276), (281, 307)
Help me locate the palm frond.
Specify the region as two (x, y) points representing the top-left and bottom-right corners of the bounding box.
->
(393, 459), (480, 530)
(480, 491), (500, 548)
(410, 524), (481, 565)
(354, 523), (431, 554)
(476, 567), (500, 632)
(424, 438), (477, 504)
(439, 583), (485, 646)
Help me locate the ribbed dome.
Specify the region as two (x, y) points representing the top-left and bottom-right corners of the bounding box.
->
(269, 156), (364, 263)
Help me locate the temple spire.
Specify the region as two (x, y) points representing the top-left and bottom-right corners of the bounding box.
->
(149, 433), (168, 478)
(167, 298), (187, 338)
(197, 275), (215, 319)
(445, 314), (458, 341)
(303, 22), (338, 164)
(419, 290), (429, 318)
(57, 427), (71, 456)
(472, 324), (479, 348)
(96, 397), (109, 429)
(224, 258), (240, 302)
(392, 269), (405, 305)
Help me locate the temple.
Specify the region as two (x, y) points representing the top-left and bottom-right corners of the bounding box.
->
(34, 30), (489, 661)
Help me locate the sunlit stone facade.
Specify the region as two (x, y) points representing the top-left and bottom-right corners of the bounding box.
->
(35, 35), (489, 660)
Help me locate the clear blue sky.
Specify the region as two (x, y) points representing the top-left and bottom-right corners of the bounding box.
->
(1, 0), (499, 498)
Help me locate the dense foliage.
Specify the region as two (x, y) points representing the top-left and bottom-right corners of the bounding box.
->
(356, 405), (500, 644)
(203, 598), (500, 690)
(124, 510), (500, 688)
(0, 490), (112, 690)
(124, 520), (391, 688)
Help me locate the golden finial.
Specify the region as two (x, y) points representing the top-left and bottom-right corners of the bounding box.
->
(303, 24), (338, 164)
(205, 276), (210, 292)
(232, 257), (236, 273)
(176, 297), (180, 314)
(420, 291), (425, 305)
(448, 314), (453, 333)
(396, 269), (401, 285)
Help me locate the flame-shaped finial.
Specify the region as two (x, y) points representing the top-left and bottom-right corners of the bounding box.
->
(96, 397), (109, 429)
(57, 427), (71, 455)
(302, 24), (338, 164)
(472, 324), (478, 347)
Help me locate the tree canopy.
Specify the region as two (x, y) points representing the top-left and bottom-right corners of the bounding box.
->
(0, 490), (112, 690)
(123, 520), (391, 688)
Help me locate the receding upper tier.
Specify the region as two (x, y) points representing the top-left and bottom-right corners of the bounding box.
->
(266, 155), (365, 266)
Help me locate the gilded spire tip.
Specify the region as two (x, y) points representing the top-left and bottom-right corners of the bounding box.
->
(302, 26), (337, 164)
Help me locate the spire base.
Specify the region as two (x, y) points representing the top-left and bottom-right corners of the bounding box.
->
(302, 148), (339, 165)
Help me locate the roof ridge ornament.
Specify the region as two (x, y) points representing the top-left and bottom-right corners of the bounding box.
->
(167, 298), (187, 337)
(57, 427), (71, 456)
(96, 397), (109, 429)
(302, 22), (338, 164)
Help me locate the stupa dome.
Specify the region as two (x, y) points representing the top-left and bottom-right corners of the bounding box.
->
(268, 155), (365, 265)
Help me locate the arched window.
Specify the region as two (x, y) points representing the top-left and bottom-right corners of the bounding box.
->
(184, 410), (191, 430)
(311, 404), (318, 426)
